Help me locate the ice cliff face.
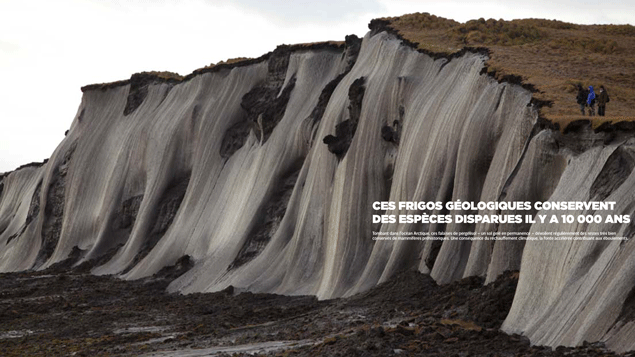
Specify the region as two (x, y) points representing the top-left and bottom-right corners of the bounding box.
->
(1, 27), (635, 351)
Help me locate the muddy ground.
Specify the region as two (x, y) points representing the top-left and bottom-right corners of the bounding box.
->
(0, 257), (632, 356)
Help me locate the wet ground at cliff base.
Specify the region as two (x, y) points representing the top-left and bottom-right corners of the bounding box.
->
(1, 260), (631, 357)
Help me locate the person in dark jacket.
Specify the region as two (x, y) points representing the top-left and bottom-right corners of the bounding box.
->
(575, 84), (588, 115)
(587, 85), (596, 116)
(597, 85), (610, 116)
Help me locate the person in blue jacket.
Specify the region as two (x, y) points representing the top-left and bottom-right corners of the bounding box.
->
(587, 86), (596, 116)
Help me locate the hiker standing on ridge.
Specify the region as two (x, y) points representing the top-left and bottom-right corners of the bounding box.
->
(576, 84), (588, 115)
(587, 85), (596, 116)
(597, 85), (610, 116)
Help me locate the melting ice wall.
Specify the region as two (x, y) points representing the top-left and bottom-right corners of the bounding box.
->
(1, 29), (635, 351)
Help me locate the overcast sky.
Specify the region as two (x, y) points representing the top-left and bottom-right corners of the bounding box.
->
(1, 0), (634, 173)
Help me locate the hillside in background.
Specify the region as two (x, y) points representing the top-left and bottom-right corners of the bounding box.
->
(379, 13), (635, 127)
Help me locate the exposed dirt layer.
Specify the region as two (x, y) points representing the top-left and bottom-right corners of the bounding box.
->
(1, 267), (631, 356)
(323, 76), (366, 159)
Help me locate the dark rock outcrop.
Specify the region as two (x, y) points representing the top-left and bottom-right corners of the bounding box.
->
(34, 143), (76, 267)
(323, 76), (366, 158)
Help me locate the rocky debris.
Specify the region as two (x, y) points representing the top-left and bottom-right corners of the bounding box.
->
(129, 172), (192, 267)
(121, 72), (181, 116)
(347, 77), (366, 122)
(113, 195), (143, 231)
(149, 173), (191, 238)
(309, 35), (362, 127)
(0, 259), (321, 356)
(44, 245), (85, 272)
(37, 169), (65, 265)
(557, 120), (635, 153)
(323, 77), (366, 158)
(125, 172), (192, 272)
(424, 240), (443, 271)
(590, 145), (635, 201)
(229, 162), (302, 270)
(222, 37), (363, 159)
(617, 282), (635, 325)
(381, 120), (401, 144)
(311, 73), (348, 126)
(382, 105), (405, 144)
(125, 73), (158, 116)
(343, 35), (362, 69)
(219, 116), (254, 159)
(220, 38), (362, 160)
(152, 255), (194, 281)
(220, 46), (296, 158)
(323, 119), (357, 158)
(34, 143), (77, 268)
(0, 266), (625, 356)
(73, 244), (125, 274)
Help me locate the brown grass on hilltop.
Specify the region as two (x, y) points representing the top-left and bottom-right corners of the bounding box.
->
(142, 71), (184, 81)
(205, 57), (253, 69)
(384, 13), (635, 125)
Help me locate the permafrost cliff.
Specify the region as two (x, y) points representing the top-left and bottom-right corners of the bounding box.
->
(2, 23), (635, 352)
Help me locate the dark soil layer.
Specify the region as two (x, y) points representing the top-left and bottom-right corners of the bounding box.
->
(323, 76), (366, 159)
(0, 266), (629, 356)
